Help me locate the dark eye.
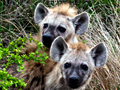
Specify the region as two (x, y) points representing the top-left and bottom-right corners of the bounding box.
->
(58, 26), (66, 33)
(64, 63), (71, 69)
(81, 64), (88, 71)
(43, 23), (48, 29)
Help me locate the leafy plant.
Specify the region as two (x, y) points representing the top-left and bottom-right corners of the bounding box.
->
(0, 68), (26, 90)
(0, 36), (48, 89)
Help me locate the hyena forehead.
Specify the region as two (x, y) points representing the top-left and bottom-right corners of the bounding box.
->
(41, 13), (74, 30)
(38, 3), (78, 29)
(60, 43), (94, 67)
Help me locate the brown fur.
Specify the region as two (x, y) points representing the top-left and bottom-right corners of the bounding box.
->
(20, 35), (44, 55)
(20, 58), (56, 90)
(49, 3), (77, 17)
(9, 50), (56, 90)
(69, 42), (88, 51)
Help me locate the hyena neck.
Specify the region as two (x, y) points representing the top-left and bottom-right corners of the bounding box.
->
(45, 63), (64, 89)
(17, 58), (57, 90)
(68, 35), (79, 44)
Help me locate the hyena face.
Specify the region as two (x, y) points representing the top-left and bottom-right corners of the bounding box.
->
(34, 3), (89, 48)
(50, 36), (107, 89)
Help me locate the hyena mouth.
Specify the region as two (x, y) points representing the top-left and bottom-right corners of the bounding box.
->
(68, 83), (80, 89)
(43, 41), (52, 48)
(67, 76), (82, 89)
(42, 39), (53, 48)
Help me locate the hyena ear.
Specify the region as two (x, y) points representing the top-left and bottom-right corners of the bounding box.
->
(72, 12), (89, 35)
(90, 43), (107, 67)
(34, 3), (49, 25)
(50, 36), (68, 62)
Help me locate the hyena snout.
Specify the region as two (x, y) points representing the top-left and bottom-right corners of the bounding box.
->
(42, 34), (53, 48)
(67, 72), (82, 89)
(69, 76), (79, 83)
(68, 76), (81, 89)
(69, 76), (80, 88)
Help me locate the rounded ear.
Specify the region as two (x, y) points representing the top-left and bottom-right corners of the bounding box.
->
(50, 36), (68, 62)
(90, 43), (108, 67)
(72, 12), (89, 35)
(34, 3), (49, 25)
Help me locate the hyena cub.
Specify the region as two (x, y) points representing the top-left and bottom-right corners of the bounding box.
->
(46, 36), (107, 90)
(33, 3), (89, 48)
(15, 36), (107, 90)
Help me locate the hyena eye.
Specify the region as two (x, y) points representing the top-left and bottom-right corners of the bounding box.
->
(43, 23), (48, 29)
(58, 26), (66, 33)
(64, 63), (71, 69)
(81, 64), (88, 71)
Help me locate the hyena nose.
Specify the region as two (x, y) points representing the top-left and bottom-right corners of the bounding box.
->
(42, 34), (52, 48)
(69, 76), (79, 83)
(43, 34), (51, 40)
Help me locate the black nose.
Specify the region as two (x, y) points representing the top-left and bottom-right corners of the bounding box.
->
(43, 34), (51, 40)
(42, 34), (52, 48)
(69, 76), (79, 83)
(68, 76), (80, 89)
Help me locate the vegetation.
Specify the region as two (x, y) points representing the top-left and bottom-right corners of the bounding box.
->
(0, 36), (48, 89)
(0, 0), (120, 89)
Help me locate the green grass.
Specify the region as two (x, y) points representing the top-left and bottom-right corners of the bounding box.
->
(0, 0), (120, 89)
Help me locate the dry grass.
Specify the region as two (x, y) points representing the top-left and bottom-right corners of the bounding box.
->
(0, 0), (120, 89)
(80, 2), (120, 89)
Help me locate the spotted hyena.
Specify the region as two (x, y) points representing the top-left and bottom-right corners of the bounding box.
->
(11, 36), (107, 90)
(25, 3), (89, 52)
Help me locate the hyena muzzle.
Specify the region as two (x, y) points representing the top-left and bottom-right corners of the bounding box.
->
(34, 3), (89, 48)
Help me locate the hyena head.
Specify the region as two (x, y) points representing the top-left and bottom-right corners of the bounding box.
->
(34, 3), (89, 48)
(50, 36), (107, 89)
